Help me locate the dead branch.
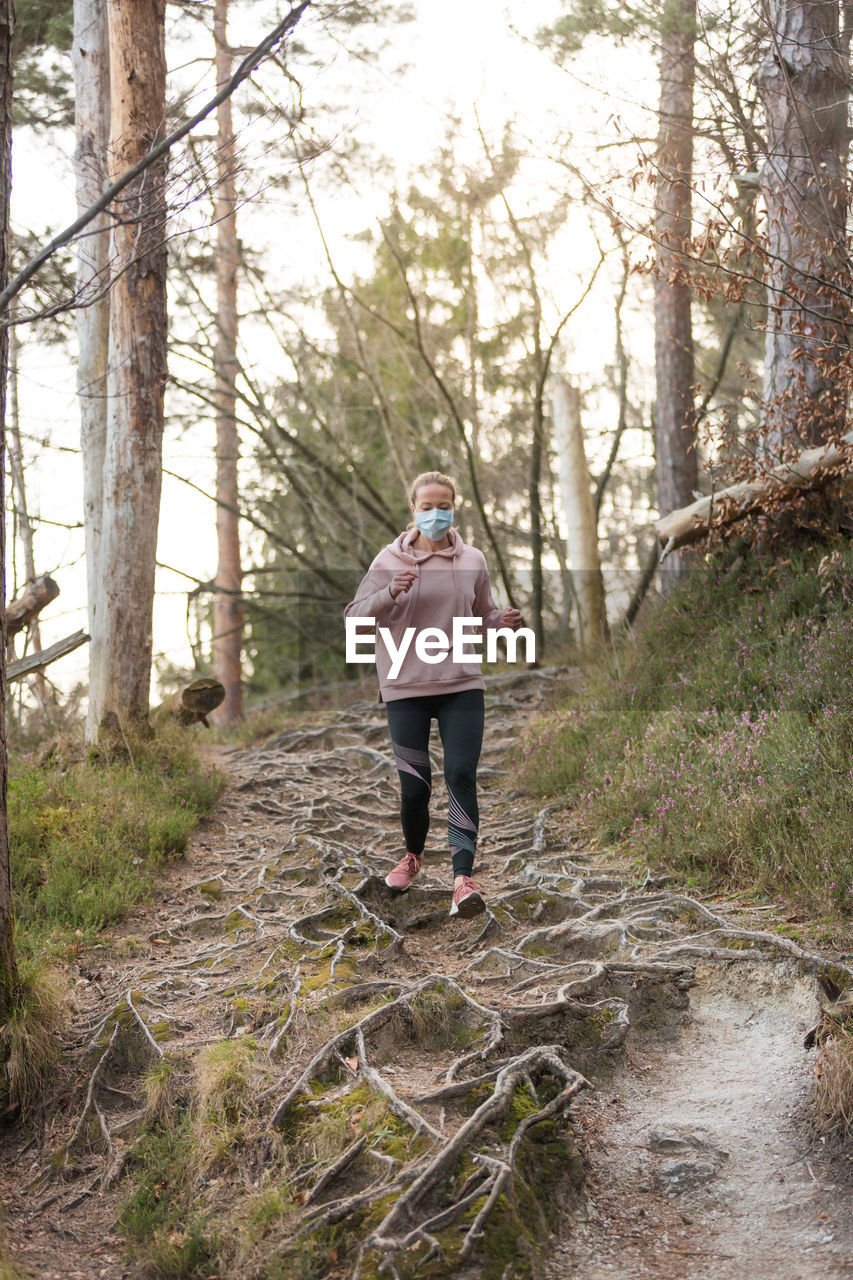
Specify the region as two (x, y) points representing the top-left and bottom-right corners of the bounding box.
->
(7, 628), (89, 683)
(7, 575), (59, 637)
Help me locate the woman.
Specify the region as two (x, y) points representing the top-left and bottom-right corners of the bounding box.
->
(344, 471), (522, 919)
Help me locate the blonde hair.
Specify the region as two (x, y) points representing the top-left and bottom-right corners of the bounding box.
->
(406, 471), (457, 529)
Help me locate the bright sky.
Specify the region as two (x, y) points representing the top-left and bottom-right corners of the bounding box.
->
(10, 0), (659, 702)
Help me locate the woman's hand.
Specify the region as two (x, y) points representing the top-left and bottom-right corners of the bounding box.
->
(501, 607), (523, 629)
(389, 569), (418, 600)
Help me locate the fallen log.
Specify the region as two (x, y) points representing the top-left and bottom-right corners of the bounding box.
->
(7, 629), (90, 683)
(656, 429), (853, 554)
(153, 678), (225, 728)
(7, 574), (60, 637)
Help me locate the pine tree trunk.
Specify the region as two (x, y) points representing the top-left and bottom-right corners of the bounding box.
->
(95, 0), (167, 735)
(212, 0), (243, 726)
(0, 0), (17, 1011)
(73, 0), (112, 743)
(757, 0), (850, 461)
(551, 377), (605, 651)
(654, 0), (697, 576)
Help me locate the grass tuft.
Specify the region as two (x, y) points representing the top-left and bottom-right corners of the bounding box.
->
(141, 1053), (190, 1128)
(0, 959), (63, 1115)
(9, 722), (224, 960)
(814, 1024), (853, 1137)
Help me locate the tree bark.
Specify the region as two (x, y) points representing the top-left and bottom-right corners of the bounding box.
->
(7, 575), (59, 638)
(211, 0), (243, 727)
(757, 0), (850, 461)
(153, 677), (225, 728)
(95, 0), (167, 736)
(6, 322), (50, 706)
(0, 0), (17, 1011)
(529, 387), (544, 662)
(72, 0), (111, 743)
(551, 376), (605, 651)
(654, 0), (697, 577)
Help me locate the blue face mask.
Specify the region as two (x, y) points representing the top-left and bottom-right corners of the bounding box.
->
(415, 507), (454, 539)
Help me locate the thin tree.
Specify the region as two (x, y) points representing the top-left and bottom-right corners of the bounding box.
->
(211, 0), (244, 727)
(7, 323), (50, 711)
(552, 376), (606, 651)
(654, 0), (698, 565)
(0, 0), (17, 1011)
(94, 0), (168, 737)
(756, 0), (850, 461)
(71, 0), (111, 742)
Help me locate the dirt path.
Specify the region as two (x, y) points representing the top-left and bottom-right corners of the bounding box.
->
(1, 669), (851, 1279)
(552, 965), (853, 1280)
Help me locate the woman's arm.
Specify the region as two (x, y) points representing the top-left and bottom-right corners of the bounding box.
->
(343, 567), (400, 621)
(472, 566), (507, 630)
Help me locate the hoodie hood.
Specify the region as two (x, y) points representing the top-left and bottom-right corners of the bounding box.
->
(388, 526), (464, 564)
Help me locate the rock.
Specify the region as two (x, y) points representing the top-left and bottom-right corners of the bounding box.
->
(647, 1126), (728, 1158)
(657, 1158), (719, 1193)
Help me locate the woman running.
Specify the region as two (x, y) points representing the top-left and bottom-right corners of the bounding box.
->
(344, 471), (522, 919)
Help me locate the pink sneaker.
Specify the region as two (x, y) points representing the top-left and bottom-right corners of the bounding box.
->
(449, 877), (485, 918)
(385, 852), (422, 891)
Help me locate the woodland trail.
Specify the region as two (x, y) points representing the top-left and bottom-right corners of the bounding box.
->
(1, 667), (852, 1279)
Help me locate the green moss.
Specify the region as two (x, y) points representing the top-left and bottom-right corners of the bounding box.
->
(196, 880), (223, 899)
(119, 1116), (221, 1277)
(586, 1005), (616, 1032)
(302, 957), (357, 992)
(265, 1220), (363, 1280)
(498, 1081), (540, 1141)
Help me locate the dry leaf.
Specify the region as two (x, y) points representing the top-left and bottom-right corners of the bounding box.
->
(344, 1056), (359, 1073)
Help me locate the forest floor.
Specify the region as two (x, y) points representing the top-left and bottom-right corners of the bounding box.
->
(1, 667), (852, 1279)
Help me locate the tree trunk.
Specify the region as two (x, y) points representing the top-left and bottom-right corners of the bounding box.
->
(6, 322), (49, 707)
(654, 0), (697, 578)
(72, 0), (112, 743)
(0, 0), (17, 1011)
(757, 0), (850, 461)
(211, 0), (243, 727)
(95, 0), (167, 736)
(529, 394), (544, 662)
(551, 376), (605, 652)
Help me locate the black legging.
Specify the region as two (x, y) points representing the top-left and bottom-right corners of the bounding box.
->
(385, 688), (485, 878)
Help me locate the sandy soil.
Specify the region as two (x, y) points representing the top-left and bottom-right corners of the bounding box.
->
(552, 964), (853, 1280)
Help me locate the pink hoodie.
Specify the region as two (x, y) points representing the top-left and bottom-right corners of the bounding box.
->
(344, 527), (505, 702)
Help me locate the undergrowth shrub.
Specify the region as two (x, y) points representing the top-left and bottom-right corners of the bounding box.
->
(0, 959), (63, 1114)
(9, 723), (224, 959)
(517, 544), (853, 913)
(814, 1026), (853, 1138)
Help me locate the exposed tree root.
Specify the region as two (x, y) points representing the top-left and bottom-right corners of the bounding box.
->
(22, 669), (843, 1278)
